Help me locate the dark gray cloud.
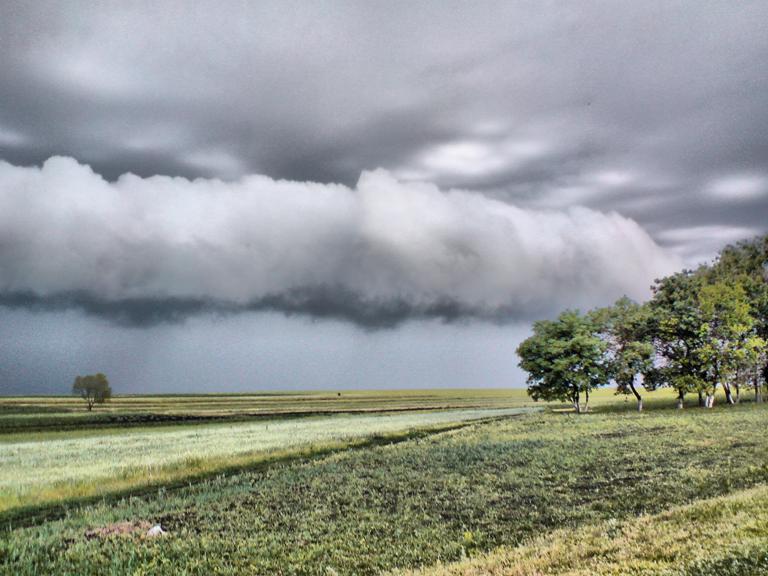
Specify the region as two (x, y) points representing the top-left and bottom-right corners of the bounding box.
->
(0, 289), (521, 330)
(0, 2), (766, 257)
(0, 1), (766, 392)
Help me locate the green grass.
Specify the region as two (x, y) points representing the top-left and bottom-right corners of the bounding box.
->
(2, 401), (767, 575)
(396, 484), (768, 576)
(0, 407), (531, 515)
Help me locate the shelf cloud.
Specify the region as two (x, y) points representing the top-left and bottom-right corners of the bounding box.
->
(1, 2), (765, 392)
(0, 157), (677, 327)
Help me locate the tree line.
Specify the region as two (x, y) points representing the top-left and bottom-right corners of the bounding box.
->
(517, 235), (768, 412)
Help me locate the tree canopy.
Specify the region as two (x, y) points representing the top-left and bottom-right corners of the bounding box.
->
(517, 235), (768, 412)
(72, 373), (112, 411)
(517, 310), (609, 413)
(592, 297), (655, 411)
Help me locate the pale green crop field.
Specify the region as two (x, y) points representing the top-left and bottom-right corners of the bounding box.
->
(0, 388), (532, 416)
(0, 388), (534, 434)
(0, 407), (531, 515)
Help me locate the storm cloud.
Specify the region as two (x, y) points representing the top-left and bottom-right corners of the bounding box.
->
(1, 2), (767, 393)
(0, 157), (677, 327)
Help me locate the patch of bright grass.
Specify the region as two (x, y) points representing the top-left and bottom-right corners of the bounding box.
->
(0, 407), (530, 515)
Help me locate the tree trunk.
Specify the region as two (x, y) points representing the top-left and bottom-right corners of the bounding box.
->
(705, 381), (718, 408)
(698, 391), (705, 407)
(582, 389), (589, 413)
(733, 381), (741, 404)
(723, 382), (735, 405)
(676, 390), (685, 409)
(759, 362), (768, 403)
(629, 381), (643, 412)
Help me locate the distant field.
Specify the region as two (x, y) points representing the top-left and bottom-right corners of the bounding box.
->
(0, 406), (532, 516)
(0, 387), (701, 433)
(0, 389), (533, 433)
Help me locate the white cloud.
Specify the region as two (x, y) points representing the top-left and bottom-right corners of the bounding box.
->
(589, 170), (635, 188)
(420, 140), (508, 177)
(656, 224), (759, 267)
(0, 156), (679, 324)
(180, 148), (246, 178)
(122, 123), (191, 153)
(29, 48), (143, 98)
(531, 169), (643, 210)
(401, 138), (550, 181)
(706, 174), (767, 201)
(0, 125), (28, 147)
(533, 185), (601, 208)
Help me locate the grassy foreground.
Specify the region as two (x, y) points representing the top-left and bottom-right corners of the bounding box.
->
(396, 484), (768, 576)
(0, 407), (530, 516)
(2, 401), (767, 575)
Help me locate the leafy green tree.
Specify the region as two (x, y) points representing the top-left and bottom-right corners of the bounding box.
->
(592, 297), (655, 412)
(708, 236), (768, 402)
(697, 281), (762, 406)
(72, 373), (112, 411)
(517, 234), (768, 413)
(732, 338), (766, 403)
(649, 270), (710, 408)
(517, 310), (609, 413)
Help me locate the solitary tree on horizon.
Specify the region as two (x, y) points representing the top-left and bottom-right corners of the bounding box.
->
(72, 373), (112, 411)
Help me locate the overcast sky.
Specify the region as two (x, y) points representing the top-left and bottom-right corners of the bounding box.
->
(1, 1), (766, 394)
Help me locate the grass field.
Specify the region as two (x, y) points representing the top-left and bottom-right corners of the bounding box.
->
(0, 407), (531, 515)
(1, 392), (767, 575)
(398, 484), (768, 576)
